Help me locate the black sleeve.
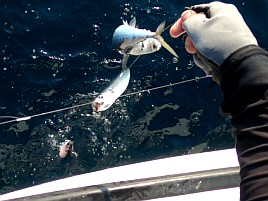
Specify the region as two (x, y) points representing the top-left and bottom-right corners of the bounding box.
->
(220, 45), (268, 201)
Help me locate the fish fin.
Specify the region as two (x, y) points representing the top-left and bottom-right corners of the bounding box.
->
(122, 54), (129, 70)
(155, 21), (178, 57)
(129, 17), (136, 27)
(156, 21), (166, 35)
(156, 35), (178, 58)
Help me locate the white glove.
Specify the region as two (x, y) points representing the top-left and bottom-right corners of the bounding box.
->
(183, 1), (258, 82)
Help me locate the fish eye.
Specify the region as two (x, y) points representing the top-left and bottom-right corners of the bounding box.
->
(153, 44), (157, 49)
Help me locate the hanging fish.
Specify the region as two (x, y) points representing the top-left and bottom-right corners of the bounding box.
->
(92, 68), (130, 112)
(112, 17), (178, 69)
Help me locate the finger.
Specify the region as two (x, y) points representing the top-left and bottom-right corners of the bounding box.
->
(185, 36), (197, 54)
(170, 10), (196, 38)
(170, 18), (184, 38)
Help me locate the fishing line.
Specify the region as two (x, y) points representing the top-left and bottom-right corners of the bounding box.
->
(128, 55), (141, 68)
(0, 102), (93, 126)
(0, 75), (211, 126)
(0, 116), (20, 119)
(163, 22), (175, 32)
(127, 55), (141, 69)
(121, 75), (211, 97)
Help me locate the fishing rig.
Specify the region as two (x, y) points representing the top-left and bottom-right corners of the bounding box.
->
(0, 20), (212, 126)
(0, 74), (211, 126)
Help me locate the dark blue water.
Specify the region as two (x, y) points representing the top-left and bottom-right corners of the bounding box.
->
(0, 0), (267, 194)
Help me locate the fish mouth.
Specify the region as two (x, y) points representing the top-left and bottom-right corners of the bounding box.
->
(92, 102), (102, 112)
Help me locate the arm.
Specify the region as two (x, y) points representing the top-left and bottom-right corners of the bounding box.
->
(221, 44), (268, 201)
(170, 2), (268, 200)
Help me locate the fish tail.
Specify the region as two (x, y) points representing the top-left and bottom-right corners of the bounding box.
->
(155, 21), (166, 35)
(156, 35), (178, 58)
(155, 21), (178, 58)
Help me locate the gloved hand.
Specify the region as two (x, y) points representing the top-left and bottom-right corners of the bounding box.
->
(170, 1), (258, 84)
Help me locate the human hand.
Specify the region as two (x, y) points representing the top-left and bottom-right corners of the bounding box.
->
(170, 1), (258, 83)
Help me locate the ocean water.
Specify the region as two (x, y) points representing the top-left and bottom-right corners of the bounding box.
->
(0, 0), (267, 194)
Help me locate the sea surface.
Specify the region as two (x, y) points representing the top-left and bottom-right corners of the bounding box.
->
(0, 0), (267, 194)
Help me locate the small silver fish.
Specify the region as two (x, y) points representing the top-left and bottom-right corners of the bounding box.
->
(92, 68), (130, 112)
(112, 17), (178, 68)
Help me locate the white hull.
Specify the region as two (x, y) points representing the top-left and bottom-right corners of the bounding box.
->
(0, 149), (239, 201)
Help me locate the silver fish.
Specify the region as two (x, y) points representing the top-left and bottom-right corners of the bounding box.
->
(112, 17), (178, 69)
(125, 38), (161, 56)
(92, 68), (130, 112)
